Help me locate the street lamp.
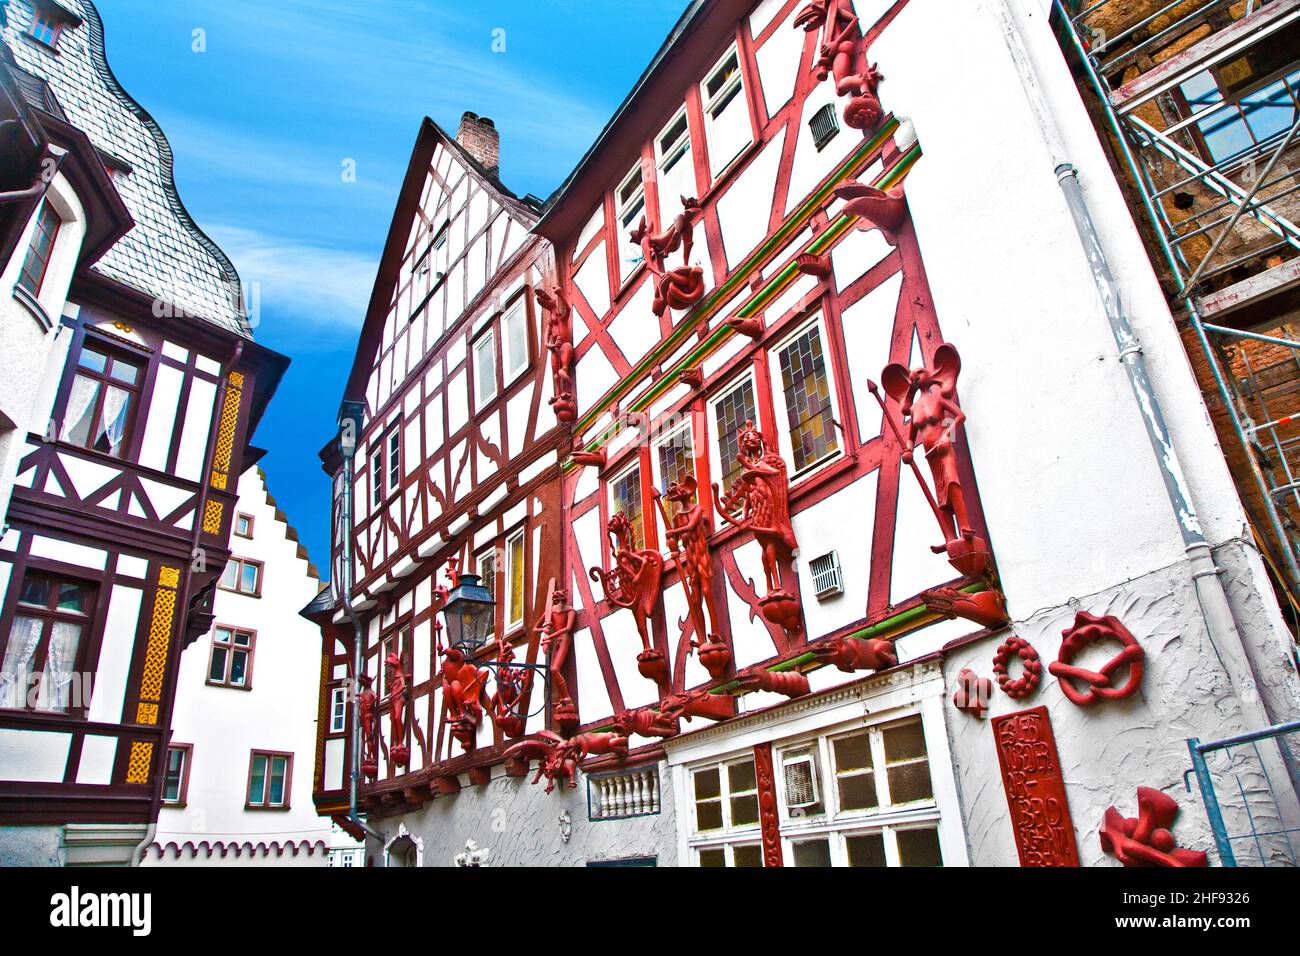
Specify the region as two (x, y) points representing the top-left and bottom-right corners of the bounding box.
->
(441, 572), (495, 656)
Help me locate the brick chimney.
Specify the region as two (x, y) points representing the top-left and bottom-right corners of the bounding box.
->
(455, 112), (499, 176)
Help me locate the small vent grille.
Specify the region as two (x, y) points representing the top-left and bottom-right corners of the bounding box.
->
(782, 752), (820, 809)
(809, 550), (843, 600)
(809, 103), (839, 152)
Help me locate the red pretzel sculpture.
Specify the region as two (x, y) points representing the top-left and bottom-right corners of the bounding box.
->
(1049, 611), (1145, 707)
(992, 635), (1040, 699)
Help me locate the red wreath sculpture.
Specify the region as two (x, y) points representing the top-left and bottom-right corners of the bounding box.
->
(992, 635), (1041, 699)
(1049, 611), (1145, 707)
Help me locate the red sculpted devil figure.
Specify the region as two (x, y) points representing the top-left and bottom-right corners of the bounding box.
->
(630, 196), (705, 319)
(589, 511), (666, 683)
(357, 674), (379, 779)
(654, 476), (731, 678)
(794, 0), (883, 130)
(535, 586), (578, 731)
(713, 421), (803, 635)
(535, 285), (576, 423)
(385, 649), (410, 767)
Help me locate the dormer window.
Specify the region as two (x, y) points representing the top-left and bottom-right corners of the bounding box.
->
(616, 164), (646, 284)
(26, 2), (81, 51)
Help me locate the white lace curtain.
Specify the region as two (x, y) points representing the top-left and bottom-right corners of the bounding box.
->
(39, 621), (81, 711)
(0, 616), (41, 710)
(59, 375), (99, 445)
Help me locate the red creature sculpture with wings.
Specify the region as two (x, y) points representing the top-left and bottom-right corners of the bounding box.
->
(589, 511), (666, 683)
(502, 730), (629, 794)
(630, 196), (705, 319)
(873, 343), (988, 579)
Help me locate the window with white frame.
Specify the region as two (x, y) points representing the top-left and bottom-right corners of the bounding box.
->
(777, 715), (943, 867)
(501, 299), (529, 383)
(476, 545), (497, 642)
(688, 755), (764, 867)
(702, 48), (751, 177)
(370, 447), (383, 508)
(505, 527), (525, 632)
(474, 328), (498, 406)
(655, 109), (696, 219)
(710, 373), (758, 500)
(771, 318), (840, 474)
(609, 460), (645, 550)
(387, 428), (401, 495)
(616, 163), (646, 283)
(208, 625), (254, 688)
(330, 686), (347, 734)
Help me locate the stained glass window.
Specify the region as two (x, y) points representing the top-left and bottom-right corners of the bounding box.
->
(778, 324), (838, 472)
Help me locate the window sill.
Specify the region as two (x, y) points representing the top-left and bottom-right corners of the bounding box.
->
(12, 284), (54, 332)
(18, 31), (60, 56)
(205, 680), (253, 691)
(245, 804), (291, 812)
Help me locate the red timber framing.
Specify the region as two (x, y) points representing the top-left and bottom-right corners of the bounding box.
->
(314, 0), (1001, 818)
(310, 117), (571, 815)
(538, 0), (992, 738)
(0, 269), (287, 826)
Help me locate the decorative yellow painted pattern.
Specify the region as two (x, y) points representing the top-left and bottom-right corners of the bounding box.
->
(126, 741), (153, 784)
(135, 702), (158, 725)
(138, 567), (179, 703)
(209, 371), (244, 489)
(210, 470), (227, 490)
(202, 499), (223, 534)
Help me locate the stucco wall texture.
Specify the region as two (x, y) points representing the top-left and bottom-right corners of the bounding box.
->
(371, 761), (677, 867)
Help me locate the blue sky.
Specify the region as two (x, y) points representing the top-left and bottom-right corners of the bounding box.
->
(96, 0), (689, 575)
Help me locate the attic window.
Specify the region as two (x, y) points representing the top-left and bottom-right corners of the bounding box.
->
(27, 2), (80, 50)
(809, 103), (840, 152)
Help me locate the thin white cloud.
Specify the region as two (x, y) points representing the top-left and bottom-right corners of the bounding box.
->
(207, 225), (374, 339)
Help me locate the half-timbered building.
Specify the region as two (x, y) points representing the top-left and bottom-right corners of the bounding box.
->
(318, 0), (1300, 867)
(0, 0), (287, 866)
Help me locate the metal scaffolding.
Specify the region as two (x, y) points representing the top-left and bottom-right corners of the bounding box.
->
(1056, 0), (1300, 600)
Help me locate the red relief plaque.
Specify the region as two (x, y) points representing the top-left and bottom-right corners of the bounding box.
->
(753, 743), (783, 868)
(991, 706), (1080, 867)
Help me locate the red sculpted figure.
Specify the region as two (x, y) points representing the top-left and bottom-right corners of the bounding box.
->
(535, 587), (578, 732)
(502, 730), (629, 793)
(439, 645), (487, 750)
(1100, 787), (1208, 867)
(653, 476), (730, 678)
(386, 649), (410, 767)
(535, 285), (576, 423)
(357, 674), (379, 779)
(795, 0), (882, 130)
(589, 511), (666, 683)
(713, 421), (803, 634)
(631, 196), (705, 318)
(875, 344), (988, 577)
(486, 639), (532, 740)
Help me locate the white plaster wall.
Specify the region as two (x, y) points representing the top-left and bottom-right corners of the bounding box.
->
(147, 466), (357, 866)
(369, 760), (677, 867)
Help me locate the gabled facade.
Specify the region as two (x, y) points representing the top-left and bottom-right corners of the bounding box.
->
(309, 115), (567, 838)
(318, 0), (1300, 868)
(143, 466), (360, 867)
(0, 0), (287, 866)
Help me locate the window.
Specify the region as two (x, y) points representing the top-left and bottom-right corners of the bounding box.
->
(208, 625), (254, 688)
(219, 558), (262, 597)
(477, 545), (497, 642)
(505, 528), (525, 632)
(501, 300), (529, 382)
(387, 428), (401, 494)
(655, 421), (695, 494)
(1180, 68), (1300, 164)
(163, 745), (191, 806)
(59, 343), (143, 459)
(0, 572), (93, 712)
(774, 321), (839, 473)
(609, 461), (645, 550)
(780, 716), (941, 867)
(702, 49), (751, 177)
(330, 686), (347, 734)
(689, 756), (763, 867)
(710, 375), (758, 498)
(234, 513), (254, 539)
(370, 446), (383, 507)
(28, 10), (62, 48)
(616, 164), (646, 283)
(655, 109), (696, 219)
(474, 329), (498, 406)
(247, 751), (291, 809)
(17, 201), (60, 296)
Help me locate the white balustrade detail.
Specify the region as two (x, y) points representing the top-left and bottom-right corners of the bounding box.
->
(590, 765), (660, 820)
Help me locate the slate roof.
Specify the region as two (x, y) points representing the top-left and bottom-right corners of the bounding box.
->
(1, 0), (250, 336)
